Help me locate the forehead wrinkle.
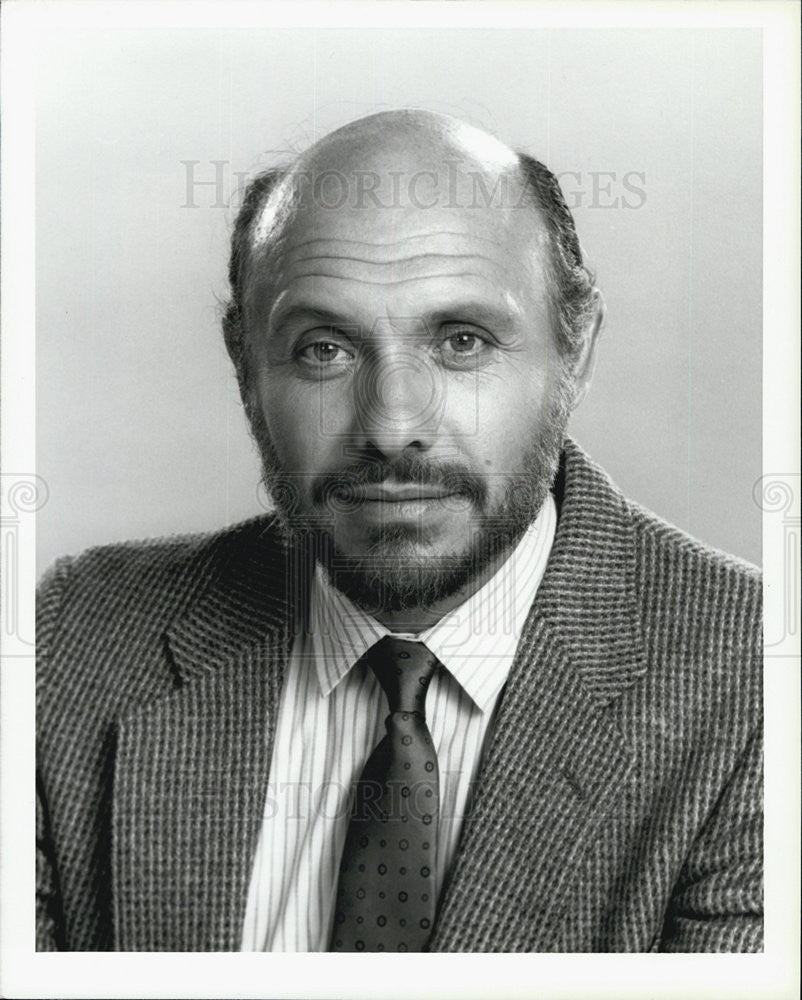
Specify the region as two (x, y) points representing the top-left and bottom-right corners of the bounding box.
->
(287, 252), (488, 267)
(265, 273), (528, 337)
(280, 245), (519, 291)
(283, 253), (506, 285)
(249, 237), (542, 329)
(274, 270), (495, 289)
(286, 230), (506, 251)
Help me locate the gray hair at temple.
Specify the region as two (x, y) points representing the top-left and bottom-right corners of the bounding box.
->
(221, 137), (599, 409)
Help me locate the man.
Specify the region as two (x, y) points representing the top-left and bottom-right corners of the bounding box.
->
(36, 110), (762, 953)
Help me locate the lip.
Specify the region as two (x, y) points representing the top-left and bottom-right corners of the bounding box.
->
(333, 483), (459, 503)
(361, 484), (457, 502)
(348, 493), (459, 525)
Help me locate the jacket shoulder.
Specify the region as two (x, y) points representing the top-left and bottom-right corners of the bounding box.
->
(628, 496), (760, 573)
(40, 514), (284, 584)
(626, 499), (762, 711)
(36, 516), (285, 689)
(627, 497), (761, 608)
(558, 438), (761, 657)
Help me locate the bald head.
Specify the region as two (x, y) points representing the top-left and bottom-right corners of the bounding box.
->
(223, 110), (599, 404)
(251, 110), (525, 252)
(291, 109), (519, 196)
(301, 108), (516, 165)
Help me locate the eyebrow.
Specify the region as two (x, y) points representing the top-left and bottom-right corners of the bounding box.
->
(268, 300), (517, 336)
(426, 300), (517, 329)
(268, 305), (355, 334)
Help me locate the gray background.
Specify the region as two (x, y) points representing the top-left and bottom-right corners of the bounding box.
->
(36, 27), (762, 574)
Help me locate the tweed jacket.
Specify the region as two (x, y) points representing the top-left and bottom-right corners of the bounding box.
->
(36, 439), (763, 952)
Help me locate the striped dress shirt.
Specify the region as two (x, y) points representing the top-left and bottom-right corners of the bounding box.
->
(240, 494), (557, 951)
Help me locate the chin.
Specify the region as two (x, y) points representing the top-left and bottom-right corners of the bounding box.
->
(324, 554), (478, 616)
(322, 526), (510, 616)
(338, 518), (455, 554)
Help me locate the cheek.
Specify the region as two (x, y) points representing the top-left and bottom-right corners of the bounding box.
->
(460, 369), (552, 471)
(256, 374), (348, 472)
(256, 375), (311, 467)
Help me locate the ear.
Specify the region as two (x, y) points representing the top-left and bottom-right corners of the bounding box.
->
(570, 289), (605, 410)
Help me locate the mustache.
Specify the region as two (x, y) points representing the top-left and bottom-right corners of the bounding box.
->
(309, 456), (488, 509)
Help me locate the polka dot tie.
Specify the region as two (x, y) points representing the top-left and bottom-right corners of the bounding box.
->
(330, 636), (440, 952)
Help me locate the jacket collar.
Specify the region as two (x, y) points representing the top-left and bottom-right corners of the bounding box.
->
(165, 519), (304, 686)
(113, 520), (307, 950)
(538, 436), (647, 702)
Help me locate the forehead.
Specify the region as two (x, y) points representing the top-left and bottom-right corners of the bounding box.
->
(246, 175), (550, 329)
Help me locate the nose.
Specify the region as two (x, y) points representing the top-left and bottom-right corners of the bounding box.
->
(352, 347), (445, 460)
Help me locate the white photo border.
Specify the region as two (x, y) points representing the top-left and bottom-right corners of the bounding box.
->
(1, 2), (799, 998)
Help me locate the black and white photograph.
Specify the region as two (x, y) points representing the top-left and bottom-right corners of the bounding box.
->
(1, 1), (799, 997)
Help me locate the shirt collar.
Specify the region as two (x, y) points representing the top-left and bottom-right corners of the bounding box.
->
(308, 562), (386, 697)
(308, 493), (558, 713)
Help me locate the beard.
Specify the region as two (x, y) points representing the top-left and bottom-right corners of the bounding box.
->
(249, 369), (573, 616)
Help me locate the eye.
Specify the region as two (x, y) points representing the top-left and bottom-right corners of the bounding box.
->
(295, 334), (355, 370)
(446, 332), (480, 352)
(438, 324), (492, 364)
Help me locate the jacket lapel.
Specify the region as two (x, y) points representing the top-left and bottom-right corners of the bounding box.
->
(430, 439), (648, 952)
(111, 522), (307, 951)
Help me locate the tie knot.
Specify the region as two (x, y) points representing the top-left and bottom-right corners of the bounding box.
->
(366, 636), (438, 717)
